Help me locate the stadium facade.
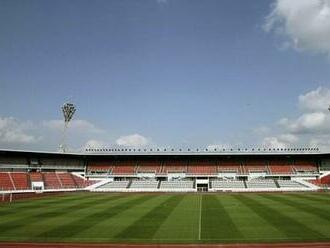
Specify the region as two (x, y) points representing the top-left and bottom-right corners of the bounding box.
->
(1, 148), (330, 195)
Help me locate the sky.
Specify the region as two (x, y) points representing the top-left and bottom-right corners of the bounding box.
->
(0, 0), (330, 152)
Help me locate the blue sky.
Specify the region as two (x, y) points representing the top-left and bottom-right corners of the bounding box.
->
(0, 0), (330, 151)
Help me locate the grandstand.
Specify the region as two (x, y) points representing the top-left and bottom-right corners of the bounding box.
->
(0, 148), (329, 194)
(1, 147), (330, 247)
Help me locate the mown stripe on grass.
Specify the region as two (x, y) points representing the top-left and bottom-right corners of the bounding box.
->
(0, 193), (104, 224)
(152, 195), (199, 241)
(0, 194), (125, 234)
(115, 194), (184, 240)
(0, 193), (95, 215)
(201, 195), (243, 241)
(234, 195), (325, 241)
(35, 194), (154, 240)
(291, 194), (330, 205)
(260, 194), (330, 222)
(219, 195), (285, 241)
(1, 192), (95, 208)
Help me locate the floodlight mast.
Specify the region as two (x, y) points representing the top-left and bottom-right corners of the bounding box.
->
(60, 103), (76, 153)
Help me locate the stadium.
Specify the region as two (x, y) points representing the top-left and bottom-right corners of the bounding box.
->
(1, 144), (330, 247)
(2, 0), (330, 247)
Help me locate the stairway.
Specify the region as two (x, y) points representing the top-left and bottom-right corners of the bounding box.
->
(274, 179), (280, 188)
(127, 180), (133, 189)
(243, 180), (247, 188)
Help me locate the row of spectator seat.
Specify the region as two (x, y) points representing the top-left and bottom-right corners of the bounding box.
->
(98, 179), (306, 190)
(99, 180), (194, 190)
(0, 172), (88, 191)
(310, 174), (330, 186)
(88, 162), (318, 175)
(211, 179), (306, 189)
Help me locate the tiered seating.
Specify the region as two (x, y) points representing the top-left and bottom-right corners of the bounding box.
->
(277, 180), (306, 188)
(268, 160), (293, 174)
(320, 174), (330, 185)
(160, 180), (193, 189)
(218, 161), (243, 174)
(88, 164), (113, 173)
(294, 161), (318, 173)
(43, 172), (62, 189)
(130, 180), (158, 189)
(99, 181), (129, 189)
(0, 172), (91, 191)
(187, 161), (217, 174)
(0, 172), (14, 190)
(246, 179), (277, 188)
(71, 174), (88, 188)
(112, 161), (136, 174)
(137, 161), (162, 173)
(245, 160), (268, 173)
(162, 161), (187, 173)
(57, 173), (76, 188)
(29, 172), (43, 181)
(294, 165), (317, 172)
(309, 179), (321, 186)
(11, 173), (29, 190)
(212, 180), (245, 188)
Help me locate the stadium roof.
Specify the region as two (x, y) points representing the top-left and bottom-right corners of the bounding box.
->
(0, 147), (329, 157)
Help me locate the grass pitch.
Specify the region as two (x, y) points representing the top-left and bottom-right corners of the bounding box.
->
(0, 192), (330, 244)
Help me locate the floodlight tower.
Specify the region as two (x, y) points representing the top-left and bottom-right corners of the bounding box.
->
(60, 102), (76, 153)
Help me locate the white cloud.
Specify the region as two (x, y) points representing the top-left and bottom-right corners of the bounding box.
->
(309, 135), (330, 149)
(265, 0), (330, 56)
(262, 134), (298, 148)
(43, 119), (103, 133)
(279, 133), (299, 143)
(262, 137), (288, 148)
(259, 86), (330, 151)
(298, 87), (330, 112)
(116, 134), (149, 147)
(0, 117), (38, 144)
(253, 126), (271, 135)
(280, 112), (330, 134)
(277, 117), (289, 126)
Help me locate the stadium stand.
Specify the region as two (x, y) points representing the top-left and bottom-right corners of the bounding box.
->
(320, 174), (330, 185)
(277, 180), (306, 188)
(245, 160), (268, 173)
(99, 180), (129, 189)
(57, 173), (76, 188)
(88, 164), (113, 173)
(11, 172), (29, 190)
(268, 160), (293, 174)
(161, 161), (187, 173)
(218, 161), (243, 174)
(294, 163), (318, 173)
(160, 180), (194, 189)
(187, 161), (217, 174)
(72, 174), (90, 187)
(112, 161), (136, 174)
(246, 179), (277, 188)
(0, 149), (327, 193)
(130, 180), (159, 189)
(43, 172), (62, 189)
(136, 161), (162, 173)
(0, 172), (15, 190)
(211, 179), (245, 189)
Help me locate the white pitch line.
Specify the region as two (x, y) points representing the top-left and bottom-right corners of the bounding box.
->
(198, 194), (202, 240)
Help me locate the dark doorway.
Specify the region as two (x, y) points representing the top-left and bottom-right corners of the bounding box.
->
(197, 183), (208, 192)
